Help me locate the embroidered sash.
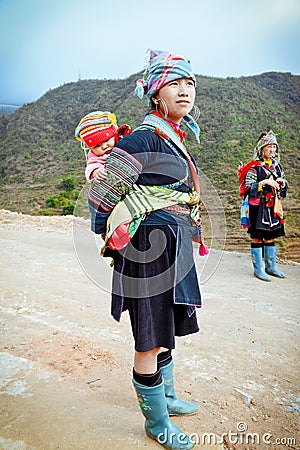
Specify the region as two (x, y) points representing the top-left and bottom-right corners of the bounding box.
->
(104, 184), (200, 251)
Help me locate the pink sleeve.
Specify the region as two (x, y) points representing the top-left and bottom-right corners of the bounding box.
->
(86, 152), (107, 182)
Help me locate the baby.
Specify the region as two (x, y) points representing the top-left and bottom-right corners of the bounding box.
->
(75, 111), (131, 182)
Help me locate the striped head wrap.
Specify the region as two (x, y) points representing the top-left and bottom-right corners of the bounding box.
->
(134, 49), (200, 143)
(134, 49), (196, 101)
(254, 130), (280, 160)
(256, 130), (278, 151)
(75, 111), (118, 148)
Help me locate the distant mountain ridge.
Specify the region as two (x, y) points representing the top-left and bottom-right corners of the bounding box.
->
(0, 71), (299, 260)
(0, 104), (21, 115)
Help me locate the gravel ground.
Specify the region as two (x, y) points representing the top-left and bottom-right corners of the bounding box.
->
(0, 209), (299, 450)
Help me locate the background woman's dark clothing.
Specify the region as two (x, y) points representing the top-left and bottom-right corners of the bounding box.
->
(245, 160), (287, 240)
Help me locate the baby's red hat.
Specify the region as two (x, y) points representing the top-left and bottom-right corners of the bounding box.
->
(75, 111), (118, 148)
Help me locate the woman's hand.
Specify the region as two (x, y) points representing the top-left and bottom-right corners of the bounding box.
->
(276, 177), (286, 189)
(261, 179), (280, 190)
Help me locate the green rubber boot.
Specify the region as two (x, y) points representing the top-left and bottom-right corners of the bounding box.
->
(132, 379), (195, 449)
(160, 361), (199, 416)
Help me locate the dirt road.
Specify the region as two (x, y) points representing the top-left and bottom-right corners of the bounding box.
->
(0, 210), (299, 449)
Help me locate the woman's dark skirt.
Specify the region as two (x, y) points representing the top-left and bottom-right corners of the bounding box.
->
(111, 222), (200, 352)
(248, 204), (285, 240)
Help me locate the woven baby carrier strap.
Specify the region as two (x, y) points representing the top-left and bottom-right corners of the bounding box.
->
(105, 184), (199, 243)
(136, 114), (201, 196)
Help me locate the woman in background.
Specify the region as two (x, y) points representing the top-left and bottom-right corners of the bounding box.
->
(243, 131), (288, 281)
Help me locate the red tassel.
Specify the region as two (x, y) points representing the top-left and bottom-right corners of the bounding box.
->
(199, 243), (209, 256)
(199, 236), (209, 256)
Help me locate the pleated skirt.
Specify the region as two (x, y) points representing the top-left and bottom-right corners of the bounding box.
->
(111, 221), (201, 352)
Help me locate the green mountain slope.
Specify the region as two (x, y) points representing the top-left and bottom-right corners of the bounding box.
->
(0, 72), (299, 260)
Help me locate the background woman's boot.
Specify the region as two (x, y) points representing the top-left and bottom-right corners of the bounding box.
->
(160, 360), (199, 416)
(251, 245), (271, 281)
(132, 378), (195, 449)
(264, 244), (285, 278)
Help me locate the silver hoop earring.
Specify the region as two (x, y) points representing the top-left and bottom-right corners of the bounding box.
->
(157, 97), (168, 119)
(190, 104), (200, 121)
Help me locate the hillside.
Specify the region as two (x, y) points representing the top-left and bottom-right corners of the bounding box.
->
(0, 72), (299, 260)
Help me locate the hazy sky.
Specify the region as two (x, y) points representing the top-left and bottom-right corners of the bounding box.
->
(1, 0), (299, 105)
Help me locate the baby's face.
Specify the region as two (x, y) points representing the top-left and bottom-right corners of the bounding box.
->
(91, 136), (116, 156)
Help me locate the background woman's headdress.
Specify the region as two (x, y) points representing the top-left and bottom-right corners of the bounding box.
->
(253, 130), (280, 160)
